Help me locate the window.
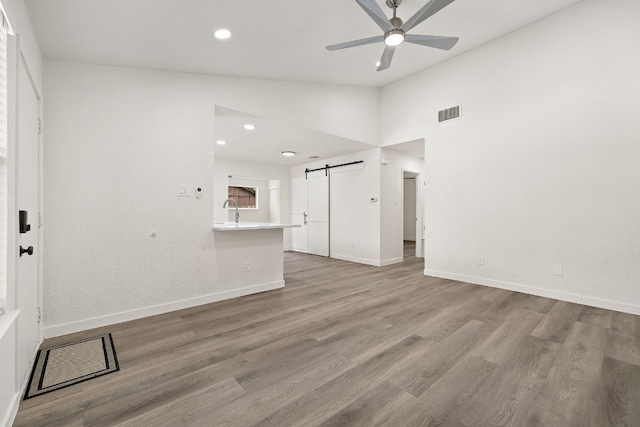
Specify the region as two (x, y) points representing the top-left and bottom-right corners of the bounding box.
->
(227, 185), (258, 209)
(0, 11), (9, 313)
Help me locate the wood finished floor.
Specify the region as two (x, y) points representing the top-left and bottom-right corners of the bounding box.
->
(15, 248), (640, 426)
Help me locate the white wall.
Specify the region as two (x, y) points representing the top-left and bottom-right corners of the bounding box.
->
(43, 61), (377, 335)
(380, 148), (424, 264)
(214, 157), (291, 248)
(380, 0), (640, 314)
(403, 178), (417, 241)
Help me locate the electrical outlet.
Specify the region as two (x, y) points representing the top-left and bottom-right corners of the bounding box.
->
(554, 265), (563, 276)
(243, 261), (250, 273)
(477, 256), (484, 265)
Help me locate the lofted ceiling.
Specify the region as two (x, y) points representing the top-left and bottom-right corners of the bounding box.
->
(25, 0), (584, 165)
(214, 107), (375, 167)
(25, 0), (584, 88)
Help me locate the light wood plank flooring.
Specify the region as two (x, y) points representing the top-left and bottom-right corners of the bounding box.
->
(15, 251), (640, 426)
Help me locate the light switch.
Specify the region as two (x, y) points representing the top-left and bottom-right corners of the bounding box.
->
(178, 185), (190, 197)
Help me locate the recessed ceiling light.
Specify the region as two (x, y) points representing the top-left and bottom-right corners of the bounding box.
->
(244, 124), (255, 130)
(214, 29), (231, 40)
(376, 61), (381, 68)
(216, 140), (226, 145)
(281, 151), (296, 157)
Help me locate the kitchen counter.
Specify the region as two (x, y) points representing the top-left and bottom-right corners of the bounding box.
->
(212, 222), (300, 231)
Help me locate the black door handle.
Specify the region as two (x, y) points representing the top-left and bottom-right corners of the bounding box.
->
(19, 211), (31, 233)
(20, 246), (34, 257)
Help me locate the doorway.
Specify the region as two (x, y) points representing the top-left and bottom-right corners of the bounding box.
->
(402, 170), (423, 259)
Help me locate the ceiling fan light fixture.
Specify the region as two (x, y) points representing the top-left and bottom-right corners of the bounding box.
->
(384, 30), (405, 47)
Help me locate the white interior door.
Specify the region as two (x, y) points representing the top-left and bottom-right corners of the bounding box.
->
(16, 56), (41, 385)
(306, 170), (329, 257)
(290, 175), (308, 252)
(415, 175), (423, 258)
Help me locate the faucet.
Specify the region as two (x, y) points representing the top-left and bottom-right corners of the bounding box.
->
(223, 199), (240, 223)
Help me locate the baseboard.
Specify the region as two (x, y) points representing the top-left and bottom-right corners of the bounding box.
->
(424, 269), (640, 316)
(330, 253), (380, 267)
(380, 257), (403, 267)
(330, 253), (403, 267)
(1, 389), (20, 427)
(44, 280), (285, 338)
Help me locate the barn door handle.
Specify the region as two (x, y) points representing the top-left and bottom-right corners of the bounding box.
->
(20, 246), (34, 257)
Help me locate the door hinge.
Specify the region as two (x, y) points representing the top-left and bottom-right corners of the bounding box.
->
(38, 307), (43, 323)
(38, 119), (43, 135)
(38, 212), (43, 228)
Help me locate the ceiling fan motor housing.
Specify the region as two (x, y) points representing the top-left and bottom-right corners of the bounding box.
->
(386, 0), (402, 8)
(390, 16), (403, 29)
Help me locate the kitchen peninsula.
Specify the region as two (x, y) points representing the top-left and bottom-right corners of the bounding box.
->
(213, 222), (300, 296)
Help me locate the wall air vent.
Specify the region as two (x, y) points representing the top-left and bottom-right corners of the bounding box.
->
(438, 105), (461, 123)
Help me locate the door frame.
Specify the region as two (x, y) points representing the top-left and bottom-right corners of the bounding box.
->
(13, 49), (44, 387)
(401, 169), (423, 259)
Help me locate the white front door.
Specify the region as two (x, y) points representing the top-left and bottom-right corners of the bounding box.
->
(306, 170), (329, 257)
(16, 56), (41, 386)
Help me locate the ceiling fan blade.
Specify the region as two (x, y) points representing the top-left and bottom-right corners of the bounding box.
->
(326, 35), (384, 51)
(356, 0), (393, 32)
(400, 0), (455, 32)
(405, 34), (459, 50)
(377, 46), (395, 71)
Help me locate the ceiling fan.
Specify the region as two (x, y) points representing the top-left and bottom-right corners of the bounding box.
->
(326, 0), (459, 71)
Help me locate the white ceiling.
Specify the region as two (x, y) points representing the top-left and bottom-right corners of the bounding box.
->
(214, 107), (375, 167)
(385, 139), (425, 159)
(25, 0), (583, 166)
(25, 0), (584, 88)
